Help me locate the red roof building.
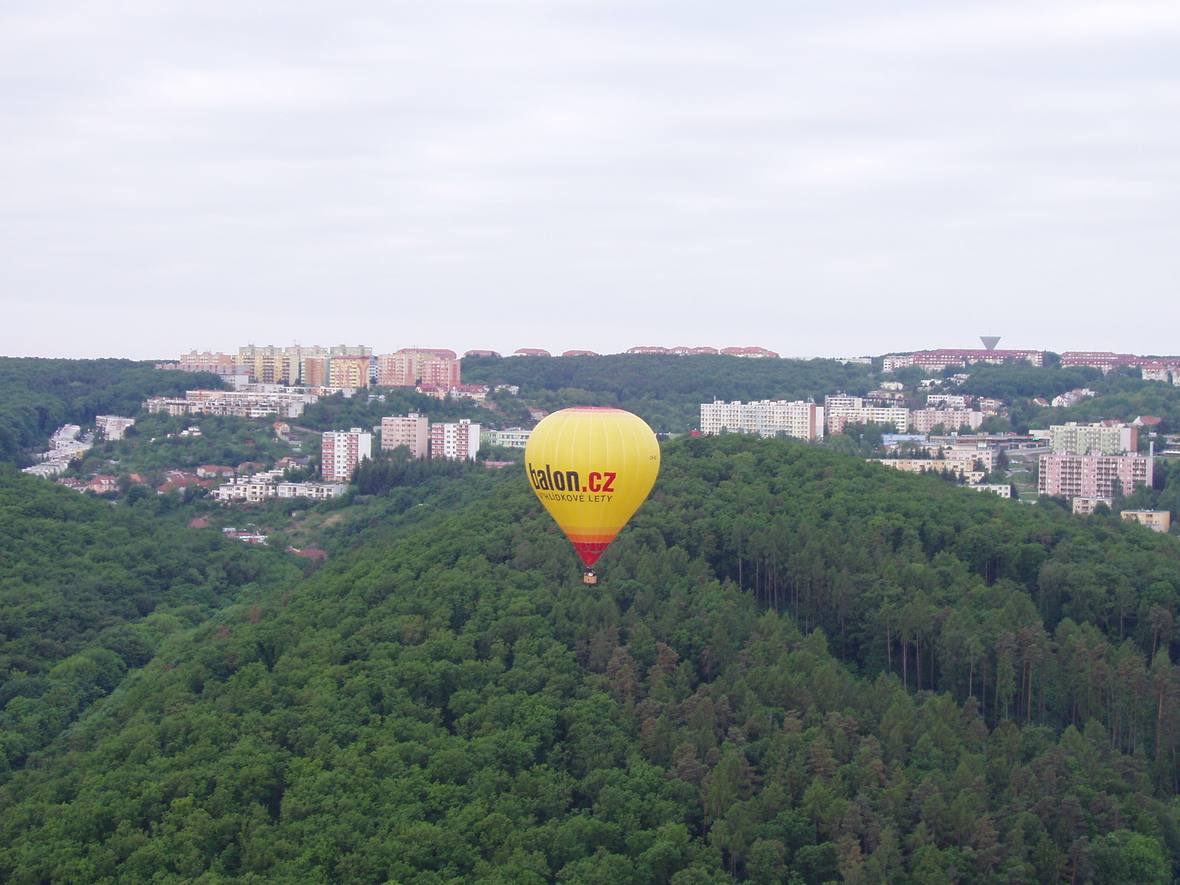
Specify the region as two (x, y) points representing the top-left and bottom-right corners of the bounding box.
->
(463, 349), (501, 358)
(86, 475), (119, 494)
(511, 348), (552, 357)
(720, 346), (780, 358)
(562, 350), (600, 357)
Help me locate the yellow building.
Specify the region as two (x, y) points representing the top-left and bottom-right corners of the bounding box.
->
(868, 458), (985, 485)
(329, 356), (371, 389)
(1120, 510), (1172, 533)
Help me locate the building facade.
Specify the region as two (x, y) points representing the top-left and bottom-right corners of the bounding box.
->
(826, 405), (909, 435)
(275, 482), (347, 500)
(1049, 422), (1137, 455)
(1038, 453), (1152, 499)
(483, 427), (533, 449)
(377, 349), (461, 388)
(177, 351), (240, 375)
(883, 349), (1044, 372)
(95, 415), (136, 441)
(145, 389), (317, 419)
(700, 400), (824, 441)
(908, 409), (984, 434)
(381, 414), (430, 458)
(329, 355), (371, 389)
(1121, 510), (1172, 533)
(430, 419), (481, 461)
(322, 428), (373, 481)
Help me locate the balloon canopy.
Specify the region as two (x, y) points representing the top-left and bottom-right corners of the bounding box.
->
(524, 407), (660, 568)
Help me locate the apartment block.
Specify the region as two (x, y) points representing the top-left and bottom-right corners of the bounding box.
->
(868, 459), (985, 484)
(1072, 496), (1113, 515)
(381, 414), (430, 459)
(973, 484), (1012, 498)
(322, 428), (373, 481)
(302, 355), (330, 387)
(430, 419), (480, 461)
(145, 389), (317, 419)
(236, 345), (296, 384)
(1038, 453), (1152, 499)
(378, 349), (460, 388)
(823, 394), (865, 411)
(95, 415), (135, 441)
(908, 409), (984, 434)
(275, 482), (347, 500)
(177, 351), (240, 376)
(699, 400), (824, 441)
(1121, 510), (1172, 533)
(1049, 422), (1137, 455)
(329, 355), (371, 389)
(483, 427), (533, 449)
(826, 405), (909, 435)
(925, 394), (968, 409)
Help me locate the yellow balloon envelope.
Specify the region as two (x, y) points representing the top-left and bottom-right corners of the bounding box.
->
(525, 407), (660, 567)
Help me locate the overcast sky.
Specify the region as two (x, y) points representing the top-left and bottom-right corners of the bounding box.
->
(2, 1), (1178, 360)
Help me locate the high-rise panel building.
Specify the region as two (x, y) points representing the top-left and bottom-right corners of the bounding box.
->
(822, 394), (909, 434)
(1038, 453), (1152, 499)
(908, 409), (984, 434)
(322, 428), (372, 481)
(1049, 422), (1137, 455)
(377, 349), (460, 388)
(699, 400), (824, 440)
(430, 419), (480, 461)
(177, 351), (240, 376)
(329, 355), (370, 389)
(302, 356), (330, 387)
(381, 414), (430, 459)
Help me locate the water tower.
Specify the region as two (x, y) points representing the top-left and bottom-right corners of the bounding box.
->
(980, 336), (1001, 351)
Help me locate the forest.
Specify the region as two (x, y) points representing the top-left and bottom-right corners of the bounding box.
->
(461, 355), (875, 433)
(0, 467), (300, 782)
(0, 358), (221, 464)
(3, 436), (1180, 883)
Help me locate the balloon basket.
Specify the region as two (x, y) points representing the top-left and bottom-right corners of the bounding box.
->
(582, 569), (598, 586)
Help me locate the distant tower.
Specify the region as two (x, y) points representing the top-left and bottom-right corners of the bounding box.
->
(980, 336), (1001, 351)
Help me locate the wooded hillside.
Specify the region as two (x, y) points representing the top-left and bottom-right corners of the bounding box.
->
(2, 438), (1178, 883)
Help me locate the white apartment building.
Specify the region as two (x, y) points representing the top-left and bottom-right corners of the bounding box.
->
(322, 428), (372, 481)
(144, 389), (317, 419)
(95, 415), (136, 441)
(276, 482), (347, 500)
(699, 400), (824, 441)
(430, 419), (481, 461)
(973, 484), (1012, 498)
(925, 394), (968, 409)
(823, 394), (865, 411)
(1049, 422), (1137, 455)
(381, 414), (430, 458)
(483, 427), (533, 449)
(210, 480), (277, 503)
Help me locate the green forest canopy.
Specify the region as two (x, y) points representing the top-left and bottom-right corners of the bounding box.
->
(461, 355), (876, 433)
(3, 437), (1180, 882)
(0, 358), (222, 464)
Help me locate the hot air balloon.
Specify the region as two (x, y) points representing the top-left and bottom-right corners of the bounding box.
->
(524, 407), (660, 584)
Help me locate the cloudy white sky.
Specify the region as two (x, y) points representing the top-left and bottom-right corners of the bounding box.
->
(2, 1), (1178, 359)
